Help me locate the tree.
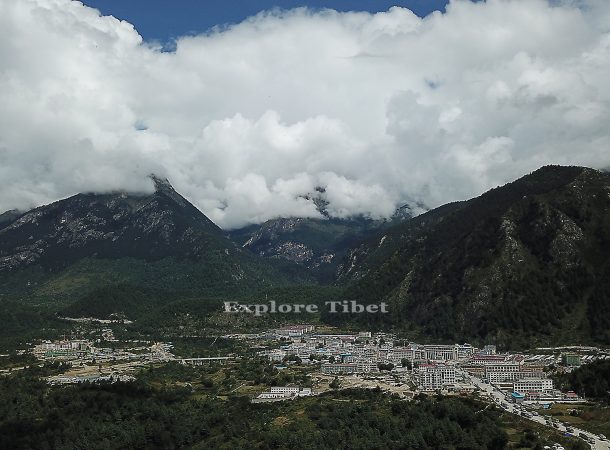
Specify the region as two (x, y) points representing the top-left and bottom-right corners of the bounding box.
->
(401, 359), (412, 370)
(378, 362), (394, 371)
(329, 377), (341, 389)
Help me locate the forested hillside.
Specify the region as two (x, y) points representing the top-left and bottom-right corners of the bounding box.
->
(341, 166), (610, 347)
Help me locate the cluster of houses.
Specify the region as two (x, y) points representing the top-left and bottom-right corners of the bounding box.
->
(256, 327), (599, 401)
(33, 338), (175, 365)
(462, 353), (556, 399)
(34, 339), (91, 359)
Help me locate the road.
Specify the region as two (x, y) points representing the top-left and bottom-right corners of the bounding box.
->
(466, 373), (609, 450)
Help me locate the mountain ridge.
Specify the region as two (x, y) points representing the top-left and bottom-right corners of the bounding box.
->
(341, 165), (610, 346)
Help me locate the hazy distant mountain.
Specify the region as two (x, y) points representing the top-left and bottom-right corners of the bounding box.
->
(0, 209), (21, 227)
(228, 203), (423, 282)
(341, 166), (610, 346)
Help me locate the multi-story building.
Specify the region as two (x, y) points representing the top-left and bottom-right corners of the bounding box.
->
(276, 325), (315, 337)
(257, 386), (313, 399)
(484, 363), (522, 383)
(423, 344), (475, 361)
(321, 363), (357, 374)
(513, 378), (553, 394)
(416, 364), (456, 390)
(35, 339), (91, 359)
(260, 349), (286, 362)
(389, 347), (413, 364)
(356, 359), (378, 373)
(181, 357), (233, 366)
(484, 363), (547, 384)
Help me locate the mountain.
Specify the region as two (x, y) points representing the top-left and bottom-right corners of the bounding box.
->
(341, 166), (610, 347)
(0, 176), (311, 309)
(0, 176), (224, 271)
(0, 209), (21, 227)
(2, 165), (609, 347)
(228, 203), (422, 282)
(336, 202), (465, 282)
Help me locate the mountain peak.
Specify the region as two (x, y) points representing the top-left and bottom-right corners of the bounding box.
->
(149, 174), (174, 192)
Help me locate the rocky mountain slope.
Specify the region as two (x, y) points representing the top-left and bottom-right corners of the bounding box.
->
(0, 176), (310, 305)
(0, 210), (21, 227)
(342, 166), (610, 346)
(0, 176), (224, 271)
(228, 203), (422, 282)
(1, 165), (609, 347)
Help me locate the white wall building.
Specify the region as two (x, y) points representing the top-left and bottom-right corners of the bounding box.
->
(513, 378), (553, 394)
(258, 386), (313, 399)
(416, 364), (456, 390)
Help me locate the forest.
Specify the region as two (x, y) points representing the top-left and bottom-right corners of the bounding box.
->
(0, 368), (511, 450)
(553, 360), (610, 404)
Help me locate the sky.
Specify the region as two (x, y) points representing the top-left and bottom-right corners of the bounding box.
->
(80, 0), (452, 43)
(1, 0), (609, 229)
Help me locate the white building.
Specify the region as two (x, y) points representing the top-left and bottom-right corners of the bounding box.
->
(416, 364), (456, 390)
(422, 344), (474, 361)
(484, 363), (522, 383)
(513, 378), (553, 394)
(260, 349), (286, 362)
(321, 363), (357, 374)
(356, 359), (378, 373)
(485, 363), (547, 384)
(276, 325), (315, 337)
(258, 386), (313, 399)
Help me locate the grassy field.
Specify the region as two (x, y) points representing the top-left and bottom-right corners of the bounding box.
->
(547, 402), (610, 437)
(498, 409), (588, 449)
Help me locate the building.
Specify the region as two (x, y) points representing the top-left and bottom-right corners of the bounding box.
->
(260, 349), (286, 362)
(423, 344), (475, 361)
(424, 345), (458, 361)
(513, 378), (553, 394)
(484, 363), (521, 383)
(321, 363), (357, 374)
(181, 357), (233, 366)
(276, 325), (315, 337)
(480, 345), (497, 355)
(484, 362), (547, 386)
(356, 359), (378, 373)
(468, 354), (509, 366)
(510, 392), (525, 403)
(257, 386), (313, 399)
(35, 339), (91, 359)
(416, 364), (456, 390)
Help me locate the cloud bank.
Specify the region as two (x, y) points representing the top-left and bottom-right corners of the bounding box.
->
(0, 0), (609, 228)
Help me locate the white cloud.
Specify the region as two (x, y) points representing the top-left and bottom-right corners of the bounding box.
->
(0, 0), (609, 228)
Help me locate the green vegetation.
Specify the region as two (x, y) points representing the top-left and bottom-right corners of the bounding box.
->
(498, 410), (589, 450)
(1, 165), (610, 352)
(341, 166), (610, 347)
(553, 360), (610, 404)
(0, 370), (511, 450)
(0, 300), (69, 350)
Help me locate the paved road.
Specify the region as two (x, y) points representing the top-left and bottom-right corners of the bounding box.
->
(466, 373), (609, 450)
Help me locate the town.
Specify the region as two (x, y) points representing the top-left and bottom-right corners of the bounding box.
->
(8, 323), (610, 449)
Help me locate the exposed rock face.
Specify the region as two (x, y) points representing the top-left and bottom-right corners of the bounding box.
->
(228, 203), (422, 281)
(0, 176), (226, 272)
